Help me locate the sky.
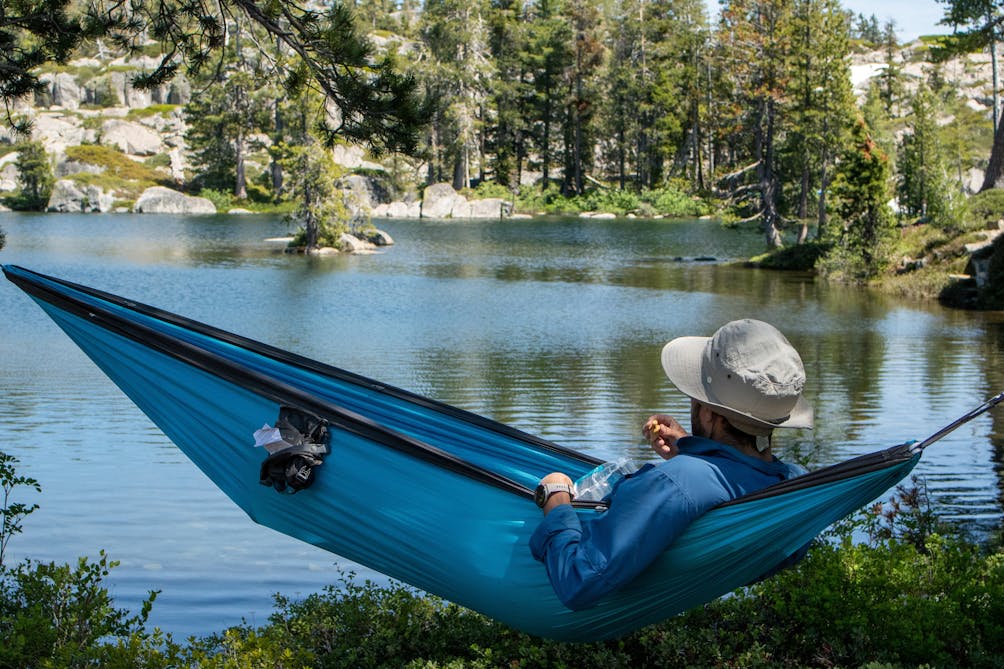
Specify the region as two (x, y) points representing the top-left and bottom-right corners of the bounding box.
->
(840, 0), (947, 41)
(703, 0), (949, 43)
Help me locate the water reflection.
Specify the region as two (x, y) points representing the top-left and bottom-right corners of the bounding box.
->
(0, 211), (1001, 638)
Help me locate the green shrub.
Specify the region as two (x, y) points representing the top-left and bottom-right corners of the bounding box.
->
(1, 452), (180, 667)
(967, 189), (1004, 229)
(127, 105), (180, 120)
(643, 185), (711, 218)
(144, 153), (172, 169)
(469, 181), (513, 200)
(64, 144), (169, 185)
(749, 240), (830, 271)
(582, 188), (640, 215)
(199, 188), (233, 213)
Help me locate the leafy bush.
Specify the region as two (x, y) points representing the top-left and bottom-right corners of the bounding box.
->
(199, 188), (233, 213)
(967, 188), (1004, 230)
(581, 188), (640, 215)
(643, 185), (711, 218)
(1, 452), (179, 667)
(469, 181), (513, 201)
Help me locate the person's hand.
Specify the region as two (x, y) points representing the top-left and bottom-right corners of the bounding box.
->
(538, 472), (574, 515)
(643, 414), (687, 459)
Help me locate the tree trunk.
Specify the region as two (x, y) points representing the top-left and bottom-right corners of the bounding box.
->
(234, 126), (248, 200)
(452, 155), (465, 191)
(991, 19), (999, 134)
(542, 79), (552, 189)
(762, 98), (783, 249)
(980, 115), (1004, 191)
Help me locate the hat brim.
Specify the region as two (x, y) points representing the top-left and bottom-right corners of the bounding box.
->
(660, 337), (814, 431)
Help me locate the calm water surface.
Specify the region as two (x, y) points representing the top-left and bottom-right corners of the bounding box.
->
(1, 212), (1003, 637)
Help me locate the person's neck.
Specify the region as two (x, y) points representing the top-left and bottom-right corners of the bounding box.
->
(707, 425), (773, 461)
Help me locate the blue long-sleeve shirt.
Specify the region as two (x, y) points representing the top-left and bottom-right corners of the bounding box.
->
(529, 436), (806, 610)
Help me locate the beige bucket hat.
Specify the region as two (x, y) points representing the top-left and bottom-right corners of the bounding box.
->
(660, 319), (813, 436)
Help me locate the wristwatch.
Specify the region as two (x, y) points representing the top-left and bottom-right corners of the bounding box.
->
(534, 482), (575, 508)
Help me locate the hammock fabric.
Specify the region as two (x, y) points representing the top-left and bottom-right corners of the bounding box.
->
(4, 265), (923, 642)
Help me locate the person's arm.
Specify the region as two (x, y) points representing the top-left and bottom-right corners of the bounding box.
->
(530, 461), (722, 610)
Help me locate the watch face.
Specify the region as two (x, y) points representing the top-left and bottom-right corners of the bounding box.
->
(534, 483), (547, 508)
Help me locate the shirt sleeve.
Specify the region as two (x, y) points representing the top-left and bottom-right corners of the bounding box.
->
(529, 460), (728, 610)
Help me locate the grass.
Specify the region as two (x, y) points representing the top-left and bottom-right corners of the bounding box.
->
(64, 145), (171, 185)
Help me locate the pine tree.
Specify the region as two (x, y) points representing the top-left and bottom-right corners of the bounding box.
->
(562, 0), (605, 195)
(783, 0), (855, 241)
(14, 141), (54, 211)
(184, 21), (273, 199)
(524, 0), (573, 189)
(897, 84), (963, 230)
(281, 142), (348, 252)
(716, 0), (795, 249)
(485, 0), (531, 191)
(826, 120), (896, 279)
(419, 0), (493, 189)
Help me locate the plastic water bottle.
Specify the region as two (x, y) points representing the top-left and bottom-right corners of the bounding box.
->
(573, 457), (638, 501)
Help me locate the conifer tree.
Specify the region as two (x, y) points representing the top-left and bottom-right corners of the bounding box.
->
(524, 0), (573, 189)
(716, 0), (794, 249)
(561, 0), (604, 195)
(14, 141), (54, 211)
(419, 0), (492, 189)
(826, 120), (896, 279)
(783, 0), (855, 241)
(897, 84), (963, 229)
(486, 0), (531, 191)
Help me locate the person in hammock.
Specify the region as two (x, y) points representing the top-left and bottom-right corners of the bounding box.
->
(530, 318), (813, 610)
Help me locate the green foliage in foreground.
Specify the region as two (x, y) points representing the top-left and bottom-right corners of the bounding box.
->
(2, 446), (1003, 668)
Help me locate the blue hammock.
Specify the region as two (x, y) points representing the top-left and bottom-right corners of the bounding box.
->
(4, 265), (979, 642)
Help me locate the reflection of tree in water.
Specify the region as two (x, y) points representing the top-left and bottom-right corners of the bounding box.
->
(0, 226), (5, 250)
(982, 321), (1004, 514)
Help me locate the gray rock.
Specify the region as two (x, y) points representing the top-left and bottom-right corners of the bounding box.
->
(134, 186), (216, 214)
(0, 154), (19, 191)
(47, 179), (114, 213)
(451, 199), (472, 218)
(466, 198), (507, 219)
(388, 201), (421, 218)
(32, 115), (87, 152)
(56, 158), (105, 178)
(421, 182), (466, 219)
(339, 233), (377, 253)
(359, 229), (394, 246)
(102, 119), (162, 155)
(84, 75), (123, 107)
(167, 79), (192, 105)
(340, 174), (391, 209)
(51, 73), (83, 110)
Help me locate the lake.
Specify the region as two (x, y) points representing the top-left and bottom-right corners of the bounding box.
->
(1, 212), (1002, 638)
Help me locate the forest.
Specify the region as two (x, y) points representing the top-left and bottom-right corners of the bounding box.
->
(2, 0), (1004, 283)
